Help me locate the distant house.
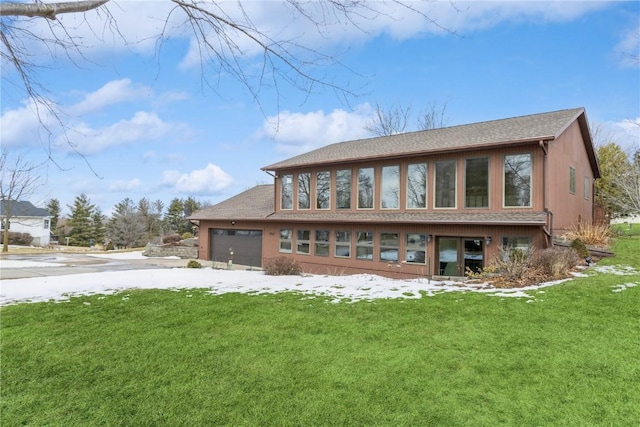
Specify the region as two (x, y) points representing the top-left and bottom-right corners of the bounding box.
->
(191, 107), (600, 278)
(0, 200), (52, 246)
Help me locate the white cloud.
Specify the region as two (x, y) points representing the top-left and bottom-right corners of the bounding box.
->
(610, 117), (640, 152)
(161, 163), (234, 195)
(0, 100), (48, 148)
(109, 179), (142, 192)
(259, 104), (372, 156)
(56, 111), (188, 155)
(70, 79), (153, 115)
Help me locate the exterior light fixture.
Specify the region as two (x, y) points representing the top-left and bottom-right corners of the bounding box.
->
(427, 234), (433, 243)
(485, 236), (492, 246)
(231, 221), (236, 226)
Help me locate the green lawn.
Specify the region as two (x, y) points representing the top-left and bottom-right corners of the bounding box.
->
(2, 237), (639, 426)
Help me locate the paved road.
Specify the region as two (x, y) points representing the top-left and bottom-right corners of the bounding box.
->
(0, 253), (190, 280)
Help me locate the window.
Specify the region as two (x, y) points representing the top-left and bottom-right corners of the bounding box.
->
(501, 236), (531, 258)
(434, 160), (456, 208)
(279, 229), (292, 253)
(465, 157), (489, 208)
(584, 177), (590, 200)
(504, 154), (531, 207)
(407, 163), (427, 209)
(379, 232), (399, 262)
(315, 230), (330, 256)
(405, 233), (426, 264)
(336, 169), (352, 209)
(356, 231), (374, 260)
(569, 167), (576, 194)
(297, 230), (310, 254)
(298, 173), (311, 209)
(281, 174), (293, 210)
(316, 171), (331, 209)
(381, 165), (400, 209)
(358, 167), (374, 209)
(335, 231), (351, 258)
(44, 219), (50, 229)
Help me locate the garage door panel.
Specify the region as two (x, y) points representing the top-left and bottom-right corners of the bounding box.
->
(211, 229), (262, 267)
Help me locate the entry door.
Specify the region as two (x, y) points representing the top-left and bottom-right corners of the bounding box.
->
(438, 237), (484, 276)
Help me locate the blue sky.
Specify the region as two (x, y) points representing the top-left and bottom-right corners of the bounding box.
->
(1, 0), (638, 216)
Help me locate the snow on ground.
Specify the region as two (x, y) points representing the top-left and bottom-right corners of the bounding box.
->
(88, 252), (181, 260)
(1, 253), (638, 306)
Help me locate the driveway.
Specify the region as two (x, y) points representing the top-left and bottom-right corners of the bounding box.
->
(0, 252), (190, 280)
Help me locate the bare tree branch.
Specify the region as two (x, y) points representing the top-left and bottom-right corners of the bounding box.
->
(0, 1), (108, 19)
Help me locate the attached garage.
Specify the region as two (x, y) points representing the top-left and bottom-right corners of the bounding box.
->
(210, 229), (263, 268)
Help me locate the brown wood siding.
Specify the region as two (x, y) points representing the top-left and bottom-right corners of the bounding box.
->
(547, 121), (595, 233)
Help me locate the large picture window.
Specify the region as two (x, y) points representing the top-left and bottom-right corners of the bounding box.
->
(281, 174), (293, 210)
(315, 230), (330, 256)
(316, 171), (331, 209)
(358, 167), (374, 209)
(379, 232), (399, 262)
(356, 231), (374, 260)
(279, 229), (292, 253)
(504, 154), (531, 207)
(407, 163), (427, 209)
(465, 157), (489, 208)
(297, 229), (310, 254)
(336, 169), (352, 209)
(335, 231), (351, 258)
(434, 160), (456, 208)
(298, 173), (311, 209)
(381, 165), (400, 209)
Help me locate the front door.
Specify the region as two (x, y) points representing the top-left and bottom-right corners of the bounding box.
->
(438, 237), (484, 276)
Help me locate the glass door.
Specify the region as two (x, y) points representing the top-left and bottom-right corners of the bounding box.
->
(438, 237), (484, 276)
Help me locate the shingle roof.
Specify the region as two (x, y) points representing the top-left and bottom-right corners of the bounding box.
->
(189, 185), (275, 220)
(263, 107), (587, 170)
(265, 211), (547, 226)
(0, 200), (51, 217)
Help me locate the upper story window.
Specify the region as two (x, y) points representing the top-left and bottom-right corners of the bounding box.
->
(569, 166), (576, 195)
(298, 173), (311, 209)
(316, 171), (331, 209)
(584, 177), (590, 200)
(465, 157), (489, 208)
(407, 162), (427, 209)
(357, 167), (374, 209)
(381, 165), (400, 209)
(281, 174), (293, 210)
(336, 169), (352, 209)
(504, 154), (531, 207)
(434, 160), (457, 208)
(44, 219), (50, 229)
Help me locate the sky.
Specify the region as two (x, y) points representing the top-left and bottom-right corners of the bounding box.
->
(2, 250), (638, 305)
(1, 0), (639, 217)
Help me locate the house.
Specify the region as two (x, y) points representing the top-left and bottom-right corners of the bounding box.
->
(191, 107), (600, 278)
(0, 200), (53, 246)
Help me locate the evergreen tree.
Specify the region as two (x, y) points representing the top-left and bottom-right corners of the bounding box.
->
(45, 198), (61, 235)
(595, 142), (633, 218)
(137, 198), (164, 244)
(164, 198), (185, 234)
(107, 198), (144, 248)
(67, 193), (96, 246)
(92, 207), (106, 246)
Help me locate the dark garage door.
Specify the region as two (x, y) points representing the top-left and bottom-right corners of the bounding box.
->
(210, 229), (263, 268)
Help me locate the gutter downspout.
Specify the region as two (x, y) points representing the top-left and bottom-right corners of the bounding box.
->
(539, 140), (553, 247)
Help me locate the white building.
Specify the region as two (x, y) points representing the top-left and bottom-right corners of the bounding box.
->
(0, 200), (52, 246)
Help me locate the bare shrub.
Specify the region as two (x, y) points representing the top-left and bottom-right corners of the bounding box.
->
(564, 222), (611, 247)
(0, 232), (33, 246)
(162, 233), (182, 245)
(531, 247), (581, 280)
(263, 256), (302, 276)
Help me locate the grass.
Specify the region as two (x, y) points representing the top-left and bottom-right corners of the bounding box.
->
(2, 237), (639, 426)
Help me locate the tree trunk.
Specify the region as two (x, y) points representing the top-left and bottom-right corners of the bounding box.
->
(0, 0), (109, 19)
